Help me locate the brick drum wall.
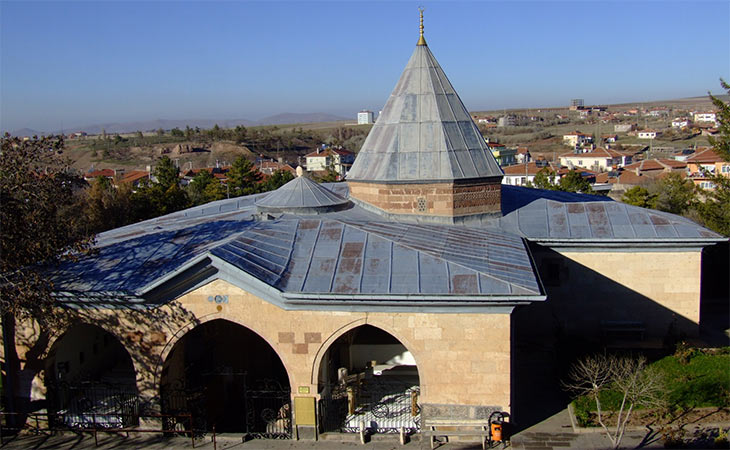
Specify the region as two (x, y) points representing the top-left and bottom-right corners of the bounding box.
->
(349, 180), (501, 217)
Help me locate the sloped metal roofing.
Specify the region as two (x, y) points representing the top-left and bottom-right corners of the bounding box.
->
(498, 192), (723, 242)
(346, 44), (503, 183)
(49, 182), (724, 310)
(255, 175), (349, 212)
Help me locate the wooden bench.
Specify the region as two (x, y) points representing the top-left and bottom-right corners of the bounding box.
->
(421, 418), (491, 450)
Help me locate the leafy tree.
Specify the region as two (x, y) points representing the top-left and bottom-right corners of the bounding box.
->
(227, 156), (262, 196)
(558, 170), (593, 193)
(156, 128), (165, 136)
(187, 170), (215, 205)
(652, 172), (696, 215)
(262, 169), (294, 191)
(0, 135), (94, 415)
(184, 125), (193, 140)
(170, 127), (184, 138)
(84, 176), (134, 233)
(621, 186), (657, 209)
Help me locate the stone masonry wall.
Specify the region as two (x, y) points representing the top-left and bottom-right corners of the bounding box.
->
(8, 279), (512, 427)
(529, 247), (702, 340)
(349, 180), (501, 217)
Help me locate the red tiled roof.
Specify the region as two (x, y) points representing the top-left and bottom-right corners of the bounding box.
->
(686, 147), (723, 163)
(85, 169), (115, 179)
(560, 147), (625, 158)
(622, 159), (686, 172)
(502, 162), (560, 176)
(119, 170), (149, 184)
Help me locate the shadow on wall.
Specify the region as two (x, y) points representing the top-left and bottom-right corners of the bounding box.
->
(510, 243), (706, 432)
(700, 241), (729, 346)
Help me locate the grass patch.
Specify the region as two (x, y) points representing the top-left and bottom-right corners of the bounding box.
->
(571, 347), (730, 425)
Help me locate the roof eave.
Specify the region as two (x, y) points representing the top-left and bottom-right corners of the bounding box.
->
(530, 237), (727, 250)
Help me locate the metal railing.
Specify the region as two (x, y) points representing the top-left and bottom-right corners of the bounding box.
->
(319, 380), (420, 434)
(0, 411), (197, 447)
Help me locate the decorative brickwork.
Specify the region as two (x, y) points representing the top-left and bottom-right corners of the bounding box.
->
(348, 179), (502, 217)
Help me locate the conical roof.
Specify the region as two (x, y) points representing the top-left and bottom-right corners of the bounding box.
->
(347, 44), (503, 183)
(255, 172), (349, 213)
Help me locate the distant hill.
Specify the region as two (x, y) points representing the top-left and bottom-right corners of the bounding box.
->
(8, 128), (42, 137)
(257, 112), (349, 126)
(8, 113), (350, 137)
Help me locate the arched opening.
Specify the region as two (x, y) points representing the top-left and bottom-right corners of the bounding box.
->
(159, 319), (291, 437)
(317, 325), (420, 434)
(44, 324), (138, 428)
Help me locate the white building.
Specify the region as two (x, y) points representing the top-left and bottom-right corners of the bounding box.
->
(638, 129), (658, 139)
(559, 147), (630, 171)
(693, 112), (716, 124)
(357, 110), (375, 124)
(497, 116), (516, 127)
(672, 118), (690, 129)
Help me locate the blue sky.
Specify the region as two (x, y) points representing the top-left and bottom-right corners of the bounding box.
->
(2, 0), (728, 132)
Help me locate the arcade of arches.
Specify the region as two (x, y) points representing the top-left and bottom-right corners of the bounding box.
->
(10, 279), (512, 436)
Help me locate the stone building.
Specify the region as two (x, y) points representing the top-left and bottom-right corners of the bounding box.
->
(2, 15), (725, 441)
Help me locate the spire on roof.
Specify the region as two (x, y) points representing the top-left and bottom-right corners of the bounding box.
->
(417, 7), (427, 46)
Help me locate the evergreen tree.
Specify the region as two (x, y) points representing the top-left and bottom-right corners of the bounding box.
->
(621, 186), (657, 209)
(153, 156), (180, 191)
(558, 170), (593, 193)
(695, 79), (730, 235)
(227, 156), (262, 196)
(651, 172), (695, 215)
(263, 169), (294, 191)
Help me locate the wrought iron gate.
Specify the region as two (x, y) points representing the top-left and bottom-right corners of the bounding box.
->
(319, 379), (420, 434)
(48, 381), (139, 429)
(160, 376), (291, 439)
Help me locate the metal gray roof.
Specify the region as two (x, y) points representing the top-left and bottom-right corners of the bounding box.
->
(497, 190), (724, 244)
(51, 210), (542, 308)
(255, 175), (349, 213)
(48, 182), (723, 310)
(346, 44), (503, 183)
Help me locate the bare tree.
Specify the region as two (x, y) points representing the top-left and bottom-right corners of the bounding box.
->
(564, 354), (663, 449)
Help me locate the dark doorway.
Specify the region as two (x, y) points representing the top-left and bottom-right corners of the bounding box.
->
(159, 319), (291, 437)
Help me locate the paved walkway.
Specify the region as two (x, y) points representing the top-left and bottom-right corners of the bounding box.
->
(0, 408), (718, 449)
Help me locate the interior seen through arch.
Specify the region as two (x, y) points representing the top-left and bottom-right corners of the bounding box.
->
(44, 324), (137, 427)
(318, 325), (420, 433)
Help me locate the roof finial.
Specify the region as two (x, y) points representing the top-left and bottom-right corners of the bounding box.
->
(417, 7), (427, 46)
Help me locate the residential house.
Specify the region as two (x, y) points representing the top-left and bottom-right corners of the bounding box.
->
(672, 118), (690, 129)
(117, 170), (150, 189)
(647, 108), (669, 117)
(305, 147), (355, 176)
(501, 160), (561, 186)
(686, 147), (730, 190)
(559, 147), (631, 171)
(562, 131), (593, 147)
(614, 123), (634, 132)
(515, 147), (531, 164)
(487, 142), (517, 166)
(83, 168), (116, 182)
(259, 160), (297, 176)
(595, 159), (688, 198)
(693, 112), (717, 125)
(602, 134), (618, 143)
(637, 129), (658, 139)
